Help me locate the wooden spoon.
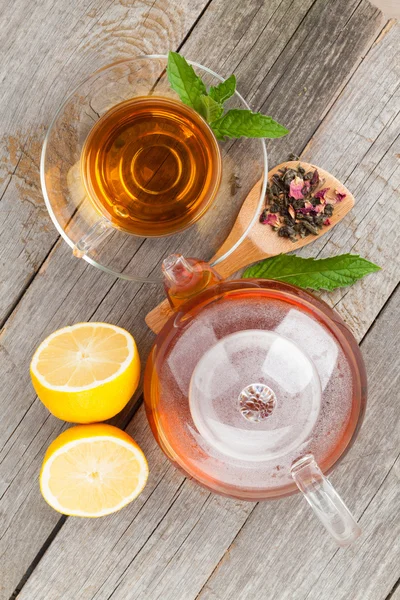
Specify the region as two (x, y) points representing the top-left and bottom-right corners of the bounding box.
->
(146, 161), (354, 333)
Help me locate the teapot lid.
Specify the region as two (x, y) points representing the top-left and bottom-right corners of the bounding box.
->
(189, 329), (321, 462)
(145, 280), (366, 500)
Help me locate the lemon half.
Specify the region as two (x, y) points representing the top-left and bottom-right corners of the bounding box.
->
(40, 424), (148, 517)
(30, 323), (140, 423)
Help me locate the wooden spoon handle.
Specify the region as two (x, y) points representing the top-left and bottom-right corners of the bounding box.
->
(211, 236), (271, 278)
(145, 179), (268, 334)
(145, 162), (354, 334)
(145, 298), (173, 333)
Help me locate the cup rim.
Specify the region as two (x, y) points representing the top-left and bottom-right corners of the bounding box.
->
(40, 54), (268, 283)
(79, 95), (223, 238)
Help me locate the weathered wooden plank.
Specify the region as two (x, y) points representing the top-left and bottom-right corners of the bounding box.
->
(298, 20), (400, 340)
(18, 283), (400, 600)
(302, 458), (399, 600)
(197, 287), (400, 600)
(182, 0), (384, 171)
(7, 4), (395, 600)
(0, 0), (212, 596)
(0, 0), (208, 322)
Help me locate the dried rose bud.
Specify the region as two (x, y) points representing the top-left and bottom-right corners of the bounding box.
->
(260, 212), (279, 227)
(310, 169), (319, 186)
(296, 201), (315, 214)
(314, 187), (330, 200)
(335, 189), (346, 202)
(301, 180), (311, 196)
(314, 201), (326, 213)
(289, 176), (305, 199)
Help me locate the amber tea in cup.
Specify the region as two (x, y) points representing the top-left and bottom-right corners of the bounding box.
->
(81, 96), (222, 237)
(42, 55), (267, 282)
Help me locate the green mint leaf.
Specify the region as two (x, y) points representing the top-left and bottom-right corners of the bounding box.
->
(210, 109), (289, 140)
(242, 254), (380, 291)
(167, 52), (207, 116)
(209, 74), (236, 104)
(201, 95), (223, 123)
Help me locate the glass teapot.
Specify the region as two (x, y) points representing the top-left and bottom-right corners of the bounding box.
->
(144, 254), (366, 547)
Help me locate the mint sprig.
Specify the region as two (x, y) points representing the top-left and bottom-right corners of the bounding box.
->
(167, 52), (288, 140)
(201, 95), (223, 122)
(211, 109), (289, 140)
(209, 74), (236, 104)
(166, 52), (207, 116)
(243, 254), (380, 291)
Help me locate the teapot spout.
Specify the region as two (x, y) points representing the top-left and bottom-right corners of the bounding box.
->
(162, 254), (197, 288)
(162, 254), (222, 309)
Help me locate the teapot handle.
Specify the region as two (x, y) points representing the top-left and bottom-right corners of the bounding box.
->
(291, 454), (361, 547)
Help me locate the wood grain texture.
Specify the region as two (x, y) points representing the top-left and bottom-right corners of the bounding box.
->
(4, 4), (396, 600)
(0, 1), (396, 599)
(17, 284), (400, 600)
(0, 0), (207, 323)
(0, 1), (211, 597)
(181, 0), (383, 167)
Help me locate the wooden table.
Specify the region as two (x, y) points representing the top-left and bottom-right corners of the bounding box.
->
(1, 1), (399, 598)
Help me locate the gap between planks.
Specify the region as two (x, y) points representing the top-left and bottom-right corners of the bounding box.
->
(194, 284), (400, 600)
(2, 3), (219, 598)
(1, 1), (392, 600)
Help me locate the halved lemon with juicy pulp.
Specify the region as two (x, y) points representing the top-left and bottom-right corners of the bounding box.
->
(30, 323), (140, 423)
(40, 424), (148, 517)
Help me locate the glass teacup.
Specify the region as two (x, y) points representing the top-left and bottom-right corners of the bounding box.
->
(41, 55), (267, 283)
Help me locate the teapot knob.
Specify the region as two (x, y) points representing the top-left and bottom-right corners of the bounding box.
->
(239, 383), (277, 422)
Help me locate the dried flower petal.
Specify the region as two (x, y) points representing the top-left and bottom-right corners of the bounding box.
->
(301, 180), (311, 196)
(310, 169), (319, 186)
(261, 159), (335, 242)
(314, 187), (329, 200)
(260, 212), (279, 227)
(335, 188), (346, 202)
(289, 176), (305, 199)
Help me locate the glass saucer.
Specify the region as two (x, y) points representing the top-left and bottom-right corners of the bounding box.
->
(41, 55), (267, 283)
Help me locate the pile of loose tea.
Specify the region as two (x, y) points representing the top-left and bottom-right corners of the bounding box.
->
(260, 162), (346, 242)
